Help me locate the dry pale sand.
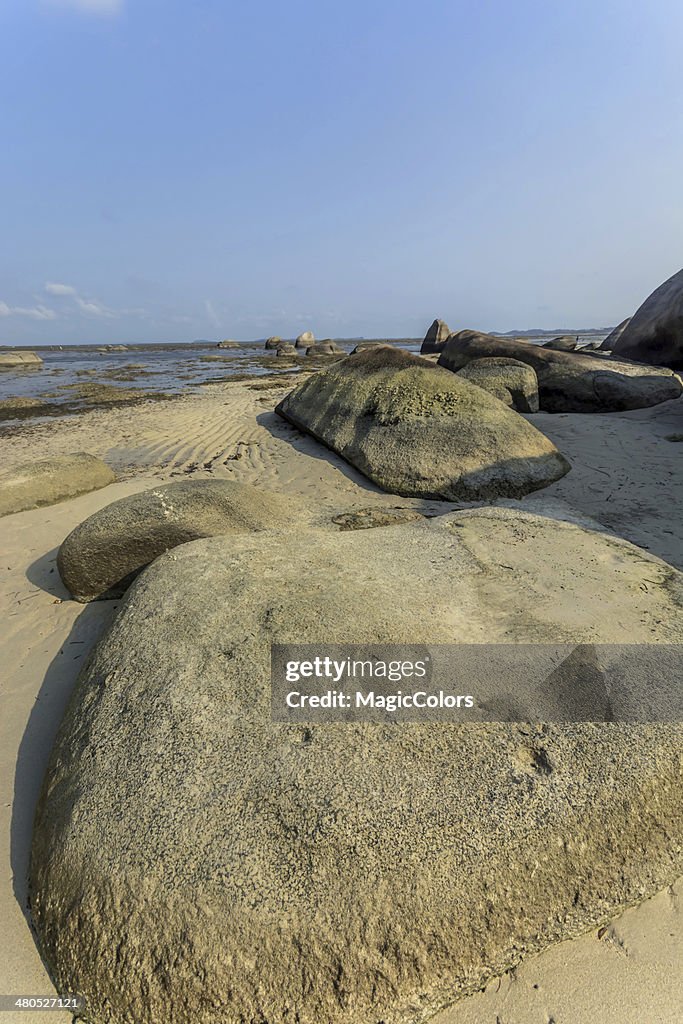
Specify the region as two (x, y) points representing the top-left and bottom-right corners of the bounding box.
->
(0, 379), (681, 1023)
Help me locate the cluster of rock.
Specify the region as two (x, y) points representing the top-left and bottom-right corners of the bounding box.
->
(264, 333), (344, 358)
(97, 345), (128, 353)
(31, 507), (683, 1024)
(438, 330), (681, 412)
(0, 350), (43, 368)
(216, 339), (239, 349)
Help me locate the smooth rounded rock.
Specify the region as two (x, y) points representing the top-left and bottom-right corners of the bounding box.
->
(277, 347), (569, 500)
(0, 453), (115, 517)
(31, 509), (683, 1024)
(57, 479), (305, 601)
(610, 269), (683, 368)
(456, 357), (539, 412)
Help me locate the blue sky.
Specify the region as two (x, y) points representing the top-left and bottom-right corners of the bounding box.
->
(1, 0), (682, 344)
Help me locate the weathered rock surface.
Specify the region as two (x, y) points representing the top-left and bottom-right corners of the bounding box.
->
(610, 269), (683, 368)
(420, 319), (452, 354)
(0, 350), (43, 368)
(542, 335), (577, 352)
(264, 336), (283, 349)
(600, 317), (631, 350)
(0, 453), (115, 517)
(331, 506), (425, 530)
(276, 347), (569, 500)
(456, 357), (539, 412)
(57, 479), (302, 601)
(217, 339), (239, 349)
(296, 330), (315, 348)
(31, 509), (683, 1024)
(438, 331), (682, 412)
(305, 341), (343, 356)
(276, 343), (297, 357)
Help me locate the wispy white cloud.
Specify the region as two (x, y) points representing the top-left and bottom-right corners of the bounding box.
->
(46, 0), (124, 16)
(45, 282), (118, 318)
(45, 281), (78, 296)
(0, 301), (58, 321)
(76, 296), (117, 318)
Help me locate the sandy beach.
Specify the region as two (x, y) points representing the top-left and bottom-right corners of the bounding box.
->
(0, 376), (681, 1023)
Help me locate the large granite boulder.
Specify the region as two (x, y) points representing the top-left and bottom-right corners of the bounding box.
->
(276, 347), (569, 499)
(217, 339), (239, 349)
(57, 479), (303, 602)
(0, 350), (43, 368)
(610, 269), (683, 368)
(438, 331), (682, 412)
(599, 317), (631, 351)
(542, 335), (577, 352)
(295, 330), (315, 349)
(456, 357), (539, 412)
(31, 509), (683, 1024)
(420, 319), (452, 354)
(264, 336), (282, 350)
(0, 453), (114, 517)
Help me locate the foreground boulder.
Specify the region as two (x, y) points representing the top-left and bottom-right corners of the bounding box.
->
(438, 330), (682, 412)
(420, 318), (451, 354)
(57, 479), (302, 601)
(0, 350), (43, 368)
(276, 348), (568, 499)
(0, 453), (114, 517)
(600, 317), (631, 350)
(31, 509), (683, 1024)
(456, 357), (539, 412)
(610, 269), (683, 368)
(542, 335), (577, 351)
(295, 330), (315, 349)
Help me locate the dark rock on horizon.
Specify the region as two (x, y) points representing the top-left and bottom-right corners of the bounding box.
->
(420, 318), (451, 354)
(276, 346), (569, 500)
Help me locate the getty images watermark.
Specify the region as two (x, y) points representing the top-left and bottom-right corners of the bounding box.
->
(271, 644), (683, 722)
